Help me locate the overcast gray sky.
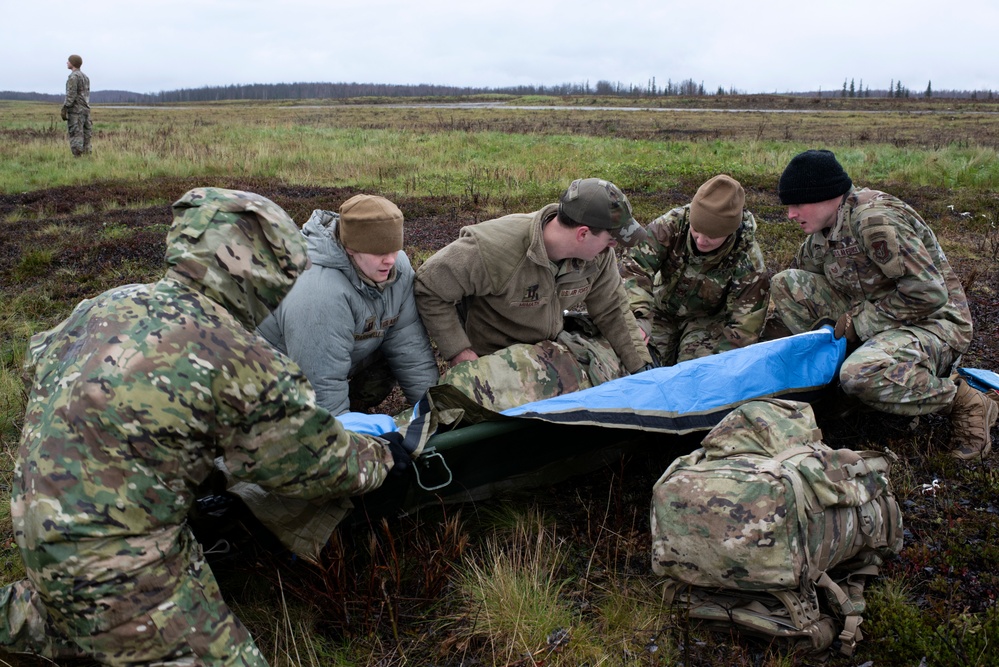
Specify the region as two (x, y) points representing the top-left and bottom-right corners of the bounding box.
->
(3, 0), (996, 96)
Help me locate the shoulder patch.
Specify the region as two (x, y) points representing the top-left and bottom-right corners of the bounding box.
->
(861, 223), (904, 278)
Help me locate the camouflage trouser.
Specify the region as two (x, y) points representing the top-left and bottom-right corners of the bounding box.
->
(1, 525), (267, 666)
(772, 269), (958, 415)
(0, 580), (85, 660)
(67, 111), (92, 156)
(348, 350), (396, 411)
(770, 269), (854, 334)
(439, 330), (629, 412)
(649, 315), (728, 366)
(839, 328), (960, 416)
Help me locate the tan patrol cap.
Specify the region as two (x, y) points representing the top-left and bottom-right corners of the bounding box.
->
(689, 174), (745, 239)
(339, 194), (404, 255)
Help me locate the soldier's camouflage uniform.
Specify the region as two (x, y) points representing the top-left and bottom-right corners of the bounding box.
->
(771, 188), (973, 415)
(63, 68), (91, 156)
(619, 206), (769, 365)
(437, 327), (628, 412)
(0, 189), (394, 666)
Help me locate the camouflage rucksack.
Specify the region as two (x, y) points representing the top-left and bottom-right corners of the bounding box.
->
(650, 399), (903, 656)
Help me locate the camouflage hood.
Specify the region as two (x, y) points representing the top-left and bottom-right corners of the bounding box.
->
(165, 188), (309, 330)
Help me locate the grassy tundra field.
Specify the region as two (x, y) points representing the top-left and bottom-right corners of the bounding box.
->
(2, 96), (999, 666)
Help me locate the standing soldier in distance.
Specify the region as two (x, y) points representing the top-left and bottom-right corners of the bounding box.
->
(769, 149), (996, 460)
(62, 54), (92, 156)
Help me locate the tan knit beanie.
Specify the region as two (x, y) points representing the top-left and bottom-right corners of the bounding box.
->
(338, 194), (404, 254)
(689, 174), (745, 238)
(68, 55), (83, 68)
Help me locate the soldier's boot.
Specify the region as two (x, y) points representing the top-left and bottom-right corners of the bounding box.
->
(948, 379), (999, 460)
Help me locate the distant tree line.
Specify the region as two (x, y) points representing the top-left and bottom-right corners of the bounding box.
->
(130, 79), (718, 102)
(0, 90), (151, 104)
(826, 77), (996, 101)
(2, 78), (996, 103)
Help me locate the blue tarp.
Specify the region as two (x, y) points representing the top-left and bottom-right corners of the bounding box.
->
(337, 411), (398, 436)
(342, 327), (851, 438)
(342, 338), (997, 439)
(959, 367), (999, 394)
(501, 326), (848, 433)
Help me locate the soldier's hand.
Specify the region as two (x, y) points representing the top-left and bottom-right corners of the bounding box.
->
(60, 108), (68, 121)
(636, 318), (652, 344)
(380, 431), (416, 476)
(449, 348), (479, 367)
(834, 312), (858, 343)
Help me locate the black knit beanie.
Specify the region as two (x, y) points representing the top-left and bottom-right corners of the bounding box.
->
(777, 149), (853, 204)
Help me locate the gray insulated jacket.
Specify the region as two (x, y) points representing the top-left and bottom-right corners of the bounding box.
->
(257, 210), (438, 415)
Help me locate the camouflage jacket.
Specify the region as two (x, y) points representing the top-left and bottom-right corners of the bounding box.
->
(414, 204), (651, 373)
(793, 188), (973, 353)
(63, 69), (90, 114)
(12, 189), (393, 556)
(619, 206), (769, 351)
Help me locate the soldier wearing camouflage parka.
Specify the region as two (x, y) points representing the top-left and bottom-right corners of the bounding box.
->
(620, 175), (769, 365)
(62, 54), (91, 156)
(0, 189), (405, 666)
(770, 149), (996, 461)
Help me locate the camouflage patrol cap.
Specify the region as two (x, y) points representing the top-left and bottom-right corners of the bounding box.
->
(165, 188), (309, 330)
(559, 178), (647, 247)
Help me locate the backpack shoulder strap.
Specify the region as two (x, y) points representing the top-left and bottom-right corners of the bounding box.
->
(815, 564), (880, 657)
(773, 444), (822, 577)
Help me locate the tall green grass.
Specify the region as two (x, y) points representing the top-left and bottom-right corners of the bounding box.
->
(448, 509), (675, 665)
(4, 101), (999, 200)
(0, 343), (25, 445)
